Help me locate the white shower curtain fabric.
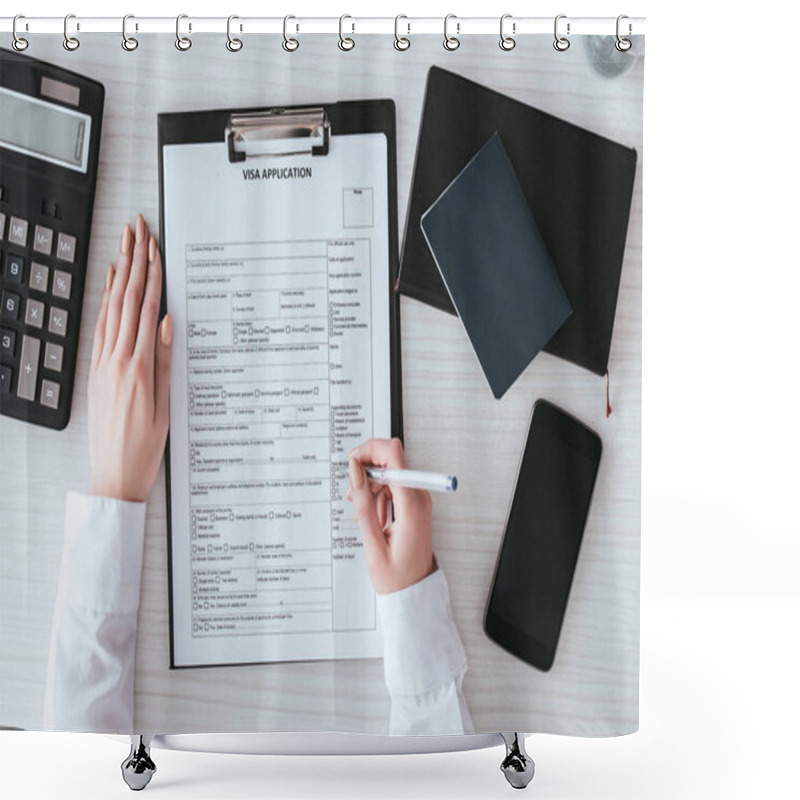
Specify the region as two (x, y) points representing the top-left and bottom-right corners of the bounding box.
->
(0, 31), (643, 737)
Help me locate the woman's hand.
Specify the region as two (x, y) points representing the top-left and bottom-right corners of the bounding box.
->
(347, 438), (435, 594)
(87, 214), (172, 502)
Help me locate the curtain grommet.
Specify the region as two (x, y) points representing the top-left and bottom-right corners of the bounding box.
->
(444, 14), (460, 51)
(121, 14), (138, 51)
(176, 14), (192, 51)
(63, 14), (80, 51)
(499, 14), (515, 51)
(615, 15), (632, 51)
(338, 14), (355, 51)
(226, 15), (243, 52)
(394, 14), (410, 51)
(554, 14), (570, 51)
(12, 14), (29, 51)
(283, 15), (299, 52)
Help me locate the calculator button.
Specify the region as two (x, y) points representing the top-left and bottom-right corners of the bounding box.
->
(40, 379), (60, 409)
(0, 364), (12, 394)
(29, 262), (50, 292)
(1, 327), (15, 356)
(0, 212), (6, 238)
(52, 270), (72, 300)
(56, 232), (77, 263)
(4, 253), (24, 284)
(42, 201), (59, 219)
(8, 217), (28, 247)
(33, 225), (54, 256)
(48, 306), (68, 336)
(17, 335), (40, 401)
(44, 341), (63, 372)
(2, 291), (20, 321)
(25, 298), (45, 329)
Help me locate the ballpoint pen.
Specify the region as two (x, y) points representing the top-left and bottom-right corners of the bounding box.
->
(363, 467), (458, 493)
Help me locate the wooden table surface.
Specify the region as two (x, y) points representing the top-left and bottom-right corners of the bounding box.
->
(0, 33), (643, 736)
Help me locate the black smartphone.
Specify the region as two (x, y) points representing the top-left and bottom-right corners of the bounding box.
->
(484, 399), (602, 671)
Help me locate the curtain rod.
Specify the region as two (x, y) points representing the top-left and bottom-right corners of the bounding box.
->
(0, 16), (646, 37)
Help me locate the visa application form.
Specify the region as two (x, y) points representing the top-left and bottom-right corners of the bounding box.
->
(162, 132), (392, 667)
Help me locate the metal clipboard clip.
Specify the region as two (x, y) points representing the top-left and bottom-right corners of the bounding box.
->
(226, 107), (330, 162)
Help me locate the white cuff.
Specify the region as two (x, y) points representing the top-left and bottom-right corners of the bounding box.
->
(61, 491), (147, 614)
(376, 565), (468, 696)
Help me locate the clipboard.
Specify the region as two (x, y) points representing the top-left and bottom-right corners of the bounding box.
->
(157, 100), (402, 669)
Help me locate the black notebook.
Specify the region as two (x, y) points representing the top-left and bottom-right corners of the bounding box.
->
(399, 67), (638, 377)
(421, 133), (572, 399)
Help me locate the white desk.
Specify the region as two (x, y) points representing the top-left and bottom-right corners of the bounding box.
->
(0, 33), (643, 736)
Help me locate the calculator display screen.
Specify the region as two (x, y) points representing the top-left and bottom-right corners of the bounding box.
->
(0, 87), (91, 173)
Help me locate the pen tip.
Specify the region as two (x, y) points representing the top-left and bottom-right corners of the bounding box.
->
(449, 476), (458, 492)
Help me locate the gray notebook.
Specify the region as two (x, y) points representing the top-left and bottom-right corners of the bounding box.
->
(421, 132), (572, 398)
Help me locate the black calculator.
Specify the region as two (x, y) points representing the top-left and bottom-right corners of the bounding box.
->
(0, 48), (104, 430)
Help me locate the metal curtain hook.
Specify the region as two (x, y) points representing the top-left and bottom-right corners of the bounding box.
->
(616, 14), (632, 51)
(443, 14), (460, 51)
(12, 14), (29, 51)
(283, 15), (299, 51)
(339, 14), (354, 51)
(63, 13), (80, 51)
(122, 14), (138, 51)
(553, 14), (570, 51)
(499, 14), (515, 51)
(226, 15), (243, 51)
(394, 14), (410, 51)
(176, 14), (192, 51)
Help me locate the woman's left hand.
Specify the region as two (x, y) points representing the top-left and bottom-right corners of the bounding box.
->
(87, 214), (172, 503)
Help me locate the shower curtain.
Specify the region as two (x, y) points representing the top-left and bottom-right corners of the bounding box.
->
(0, 27), (643, 738)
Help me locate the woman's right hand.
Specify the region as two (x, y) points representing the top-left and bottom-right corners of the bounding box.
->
(346, 438), (435, 594)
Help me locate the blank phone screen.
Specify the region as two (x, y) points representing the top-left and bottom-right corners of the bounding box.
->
(491, 414), (600, 651)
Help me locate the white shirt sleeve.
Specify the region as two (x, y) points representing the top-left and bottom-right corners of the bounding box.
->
(44, 493), (472, 737)
(43, 491), (146, 733)
(376, 562), (475, 735)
